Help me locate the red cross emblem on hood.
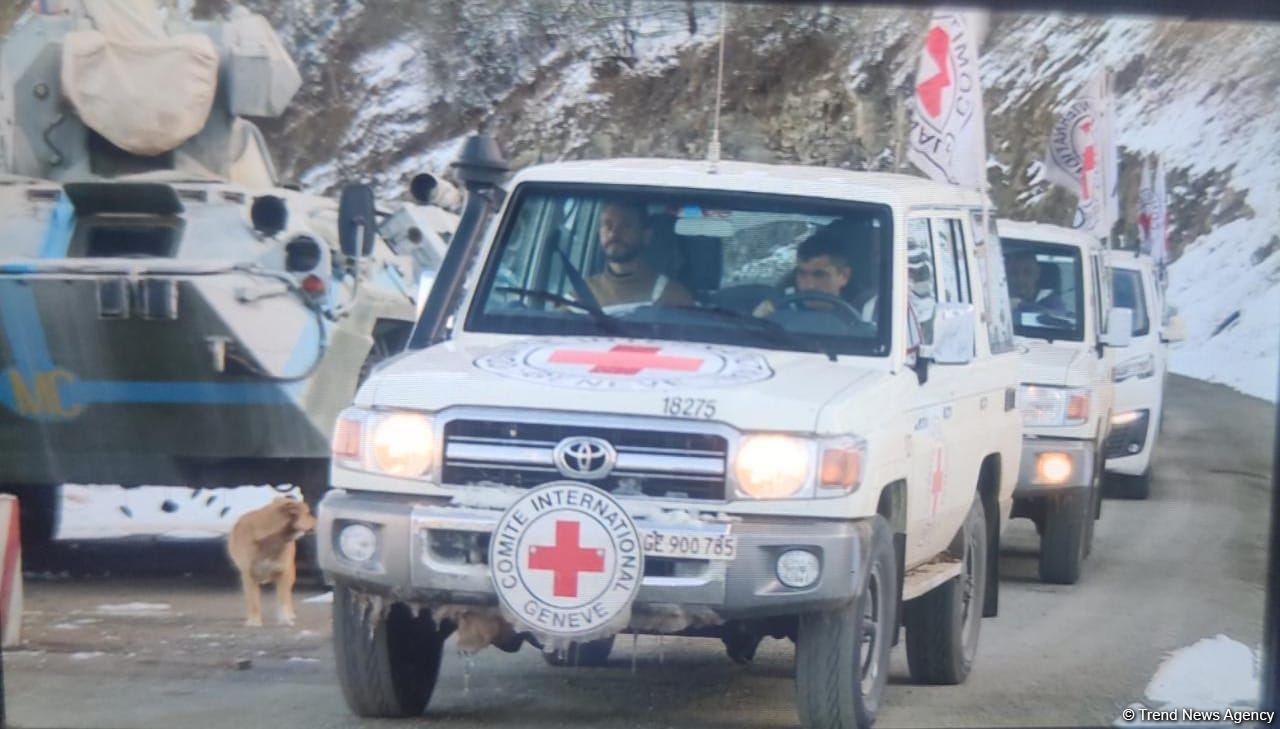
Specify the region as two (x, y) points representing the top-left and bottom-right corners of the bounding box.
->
(548, 345), (704, 376)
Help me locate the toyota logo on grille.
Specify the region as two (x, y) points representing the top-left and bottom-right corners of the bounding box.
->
(552, 436), (617, 480)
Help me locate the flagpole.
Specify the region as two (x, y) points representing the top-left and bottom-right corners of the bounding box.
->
(1102, 67), (1112, 251)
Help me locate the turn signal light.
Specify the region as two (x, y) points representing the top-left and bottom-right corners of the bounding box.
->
(1066, 393), (1090, 422)
(819, 448), (862, 491)
(333, 415), (362, 459)
(301, 274), (326, 295)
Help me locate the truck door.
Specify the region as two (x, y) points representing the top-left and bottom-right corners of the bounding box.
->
(928, 214), (1001, 548)
(903, 214), (981, 561)
(1090, 251), (1117, 442)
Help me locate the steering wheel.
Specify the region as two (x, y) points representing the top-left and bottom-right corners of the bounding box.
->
(775, 291), (866, 327)
(601, 301), (650, 316)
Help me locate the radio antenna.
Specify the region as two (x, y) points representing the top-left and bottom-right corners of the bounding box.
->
(707, 2), (727, 173)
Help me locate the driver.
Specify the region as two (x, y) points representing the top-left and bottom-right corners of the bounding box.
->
(586, 201), (694, 308)
(753, 224), (873, 319)
(1005, 251), (1067, 315)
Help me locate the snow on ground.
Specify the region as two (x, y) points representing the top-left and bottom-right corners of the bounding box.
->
(94, 603), (171, 615)
(56, 484), (300, 541)
(1143, 635), (1260, 710)
(1113, 634), (1263, 726)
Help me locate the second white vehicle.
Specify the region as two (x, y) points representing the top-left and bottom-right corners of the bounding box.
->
(996, 220), (1132, 584)
(1103, 252), (1184, 499)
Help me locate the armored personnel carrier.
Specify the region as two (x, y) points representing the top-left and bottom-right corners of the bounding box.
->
(0, 1), (457, 546)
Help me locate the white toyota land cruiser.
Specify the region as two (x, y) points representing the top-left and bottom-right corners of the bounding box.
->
(1103, 251), (1184, 499)
(996, 219), (1132, 585)
(319, 141), (1022, 728)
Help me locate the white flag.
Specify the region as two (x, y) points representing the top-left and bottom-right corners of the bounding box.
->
(906, 9), (989, 190)
(1138, 157), (1155, 249)
(1045, 67), (1119, 238)
(1093, 69), (1120, 233)
(1137, 156), (1169, 266)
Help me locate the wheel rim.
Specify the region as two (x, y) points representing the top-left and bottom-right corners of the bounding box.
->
(859, 564), (884, 696)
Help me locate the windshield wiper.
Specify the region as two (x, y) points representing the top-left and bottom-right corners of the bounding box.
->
(494, 286), (621, 334)
(671, 305), (838, 362)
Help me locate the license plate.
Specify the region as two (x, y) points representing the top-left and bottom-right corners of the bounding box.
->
(640, 527), (737, 561)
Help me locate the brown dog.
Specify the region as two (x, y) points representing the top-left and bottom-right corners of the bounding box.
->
(227, 497), (317, 627)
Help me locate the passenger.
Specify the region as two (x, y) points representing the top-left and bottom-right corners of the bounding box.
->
(585, 201), (694, 309)
(753, 222), (875, 320)
(1005, 251), (1067, 316)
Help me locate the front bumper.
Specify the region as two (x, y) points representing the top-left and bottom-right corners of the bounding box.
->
(1104, 409), (1153, 474)
(317, 488), (871, 624)
(1014, 437), (1096, 498)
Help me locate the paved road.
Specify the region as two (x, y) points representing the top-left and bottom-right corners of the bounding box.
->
(6, 375), (1273, 729)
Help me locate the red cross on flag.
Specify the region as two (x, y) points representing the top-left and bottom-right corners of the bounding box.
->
(1137, 156), (1169, 268)
(1045, 67), (1120, 238)
(906, 9), (990, 190)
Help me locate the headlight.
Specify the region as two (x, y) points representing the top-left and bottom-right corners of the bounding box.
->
(734, 435), (812, 499)
(732, 434), (866, 500)
(1114, 354), (1156, 383)
(332, 407), (435, 479)
(1019, 385), (1090, 427)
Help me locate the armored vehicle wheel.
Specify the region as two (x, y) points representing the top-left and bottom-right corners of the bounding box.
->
(1038, 491), (1089, 584)
(542, 636), (616, 667)
(333, 585), (446, 718)
(904, 497), (988, 685)
(795, 516), (897, 729)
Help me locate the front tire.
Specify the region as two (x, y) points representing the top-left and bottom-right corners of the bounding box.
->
(1108, 468), (1152, 500)
(542, 636), (615, 667)
(333, 585), (446, 718)
(795, 516), (897, 729)
(1038, 491), (1089, 584)
(904, 497), (988, 685)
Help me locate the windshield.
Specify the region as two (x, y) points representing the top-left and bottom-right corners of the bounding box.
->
(1112, 267), (1151, 336)
(466, 184), (894, 357)
(1001, 238), (1085, 342)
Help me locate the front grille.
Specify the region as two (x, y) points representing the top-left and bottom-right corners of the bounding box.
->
(441, 419), (729, 501)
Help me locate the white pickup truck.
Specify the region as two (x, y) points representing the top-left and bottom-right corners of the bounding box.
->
(1104, 251), (1184, 498)
(996, 220), (1132, 584)
(319, 146), (1022, 728)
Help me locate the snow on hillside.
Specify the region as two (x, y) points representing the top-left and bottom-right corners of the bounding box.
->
(1166, 218), (1280, 401)
(268, 5), (1278, 400)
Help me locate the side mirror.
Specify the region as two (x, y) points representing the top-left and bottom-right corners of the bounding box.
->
(1102, 307), (1134, 348)
(338, 184), (377, 258)
(923, 302), (976, 365)
(1162, 314), (1186, 343)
